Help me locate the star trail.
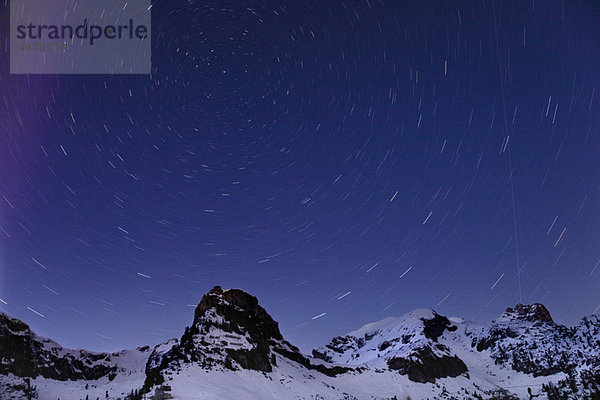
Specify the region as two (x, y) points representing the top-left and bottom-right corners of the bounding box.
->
(0, 0), (599, 353)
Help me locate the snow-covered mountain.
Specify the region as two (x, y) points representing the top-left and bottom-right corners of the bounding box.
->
(0, 312), (150, 400)
(1, 287), (599, 400)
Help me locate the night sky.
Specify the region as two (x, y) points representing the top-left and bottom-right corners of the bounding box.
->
(1, 0), (599, 354)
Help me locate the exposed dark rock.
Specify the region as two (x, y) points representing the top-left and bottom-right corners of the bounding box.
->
(378, 340), (394, 352)
(401, 334), (413, 344)
(311, 348), (333, 363)
(387, 346), (468, 383)
(473, 325), (519, 352)
(503, 303), (554, 324)
(194, 286), (283, 342)
(421, 313), (457, 341)
(0, 313), (116, 381)
(190, 286), (283, 373)
(324, 335), (360, 354)
(225, 347), (272, 372)
(273, 346), (351, 377)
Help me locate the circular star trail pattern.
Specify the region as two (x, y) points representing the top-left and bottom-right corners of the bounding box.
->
(0, 0), (599, 352)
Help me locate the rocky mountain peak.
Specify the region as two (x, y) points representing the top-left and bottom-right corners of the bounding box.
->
(0, 313), (122, 382)
(0, 312), (30, 335)
(144, 286), (350, 390)
(193, 286), (283, 341)
(500, 303), (554, 324)
(145, 286), (285, 388)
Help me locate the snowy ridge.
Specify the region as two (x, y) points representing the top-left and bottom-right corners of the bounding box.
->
(1, 289), (599, 400)
(313, 308), (455, 367)
(0, 311), (153, 400)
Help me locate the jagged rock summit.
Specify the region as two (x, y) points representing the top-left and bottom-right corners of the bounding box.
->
(193, 285), (284, 343)
(499, 302), (554, 323)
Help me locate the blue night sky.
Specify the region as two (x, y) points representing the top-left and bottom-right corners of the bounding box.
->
(0, 0), (599, 353)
